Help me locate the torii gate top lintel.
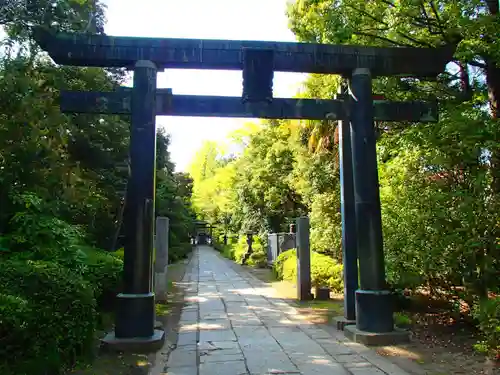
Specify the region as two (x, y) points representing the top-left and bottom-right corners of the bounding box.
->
(33, 27), (455, 78)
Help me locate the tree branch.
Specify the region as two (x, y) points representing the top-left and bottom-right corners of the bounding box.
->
(428, 1), (453, 43)
(468, 60), (487, 69)
(354, 31), (413, 47)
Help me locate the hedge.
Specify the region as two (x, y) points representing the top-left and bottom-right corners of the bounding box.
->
(0, 247), (124, 375)
(273, 249), (343, 292)
(82, 248), (123, 311)
(0, 260), (97, 375)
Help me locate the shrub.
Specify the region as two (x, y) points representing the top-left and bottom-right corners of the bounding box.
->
(273, 249), (296, 278)
(81, 247), (123, 310)
(0, 259), (97, 375)
(472, 297), (500, 358)
(113, 247), (125, 260)
(214, 243), (234, 260)
(274, 249), (343, 292)
(6, 193), (87, 270)
(233, 234), (266, 267)
(169, 244), (192, 262)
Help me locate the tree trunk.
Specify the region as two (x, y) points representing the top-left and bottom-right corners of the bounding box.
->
(485, 0), (500, 193)
(485, 58), (500, 193)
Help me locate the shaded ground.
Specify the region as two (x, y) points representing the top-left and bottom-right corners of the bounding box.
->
(70, 257), (191, 375)
(245, 265), (500, 375)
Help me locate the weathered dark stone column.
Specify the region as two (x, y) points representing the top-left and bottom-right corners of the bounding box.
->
(296, 216), (312, 301)
(115, 60), (159, 339)
(349, 68), (393, 333)
(337, 81), (359, 325)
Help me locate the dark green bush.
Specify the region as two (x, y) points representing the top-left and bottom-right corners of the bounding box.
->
(169, 244), (192, 262)
(81, 247), (123, 310)
(7, 193), (87, 270)
(0, 259), (97, 375)
(472, 297), (500, 358)
(274, 249), (343, 292)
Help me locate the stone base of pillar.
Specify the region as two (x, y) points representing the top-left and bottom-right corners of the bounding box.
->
(355, 289), (394, 332)
(101, 329), (165, 353)
(115, 292), (156, 338)
(332, 316), (356, 331)
(344, 325), (410, 346)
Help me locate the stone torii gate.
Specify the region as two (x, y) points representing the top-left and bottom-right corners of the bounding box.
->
(34, 27), (453, 350)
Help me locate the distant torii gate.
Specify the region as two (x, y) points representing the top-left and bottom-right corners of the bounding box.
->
(34, 27), (453, 350)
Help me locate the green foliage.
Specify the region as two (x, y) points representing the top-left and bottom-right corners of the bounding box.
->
(189, 122), (306, 236)
(233, 235), (267, 267)
(81, 247), (123, 306)
(472, 298), (500, 357)
(0, 4), (194, 373)
(273, 249), (296, 279)
(220, 244), (235, 260)
(274, 249), (343, 292)
(0, 260), (97, 375)
(393, 312), (412, 328)
(5, 192), (87, 268)
(283, 0), (500, 356)
(169, 244), (193, 263)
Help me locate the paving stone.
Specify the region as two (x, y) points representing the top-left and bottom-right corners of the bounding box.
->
(300, 326), (332, 339)
(333, 354), (367, 363)
(178, 322), (198, 333)
(176, 331), (197, 347)
(198, 340), (241, 352)
(295, 361), (350, 375)
(200, 352), (245, 363)
(226, 303), (250, 314)
(315, 339), (356, 356)
(230, 318), (263, 327)
(244, 349), (299, 374)
(199, 360), (248, 375)
(198, 319), (231, 331)
(223, 295), (246, 302)
(199, 311), (228, 320)
(164, 366), (198, 375)
(199, 329), (237, 342)
(344, 361), (375, 369)
(179, 310), (198, 320)
(167, 347), (197, 368)
(348, 367), (387, 375)
(280, 341), (327, 357)
(199, 299), (225, 312)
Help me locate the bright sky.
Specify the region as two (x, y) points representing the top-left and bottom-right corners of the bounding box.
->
(103, 0), (306, 171)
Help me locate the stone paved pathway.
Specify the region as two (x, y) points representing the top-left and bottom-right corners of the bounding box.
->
(160, 246), (411, 375)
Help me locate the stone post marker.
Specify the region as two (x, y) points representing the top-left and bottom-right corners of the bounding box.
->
(296, 217), (312, 301)
(154, 216), (169, 303)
